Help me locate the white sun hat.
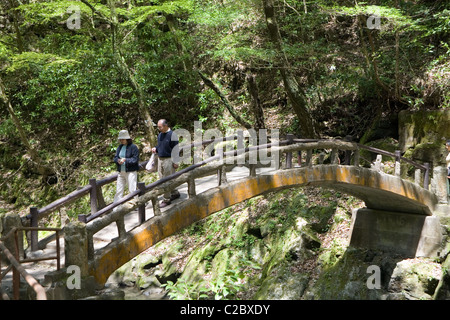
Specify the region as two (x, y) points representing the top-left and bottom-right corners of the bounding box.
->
(117, 130), (131, 141)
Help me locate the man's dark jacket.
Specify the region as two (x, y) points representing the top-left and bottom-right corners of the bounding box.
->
(156, 130), (178, 158)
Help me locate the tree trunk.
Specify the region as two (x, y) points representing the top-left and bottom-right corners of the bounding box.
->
(7, 0), (24, 53)
(109, 0), (157, 147)
(198, 71), (252, 129)
(246, 73), (265, 130)
(0, 77), (54, 176)
(262, 0), (317, 138)
(116, 49), (158, 147)
(394, 0), (400, 100)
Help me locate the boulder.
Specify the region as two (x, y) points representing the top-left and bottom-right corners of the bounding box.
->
(398, 110), (450, 165)
(387, 259), (441, 300)
(253, 265), (309, 300)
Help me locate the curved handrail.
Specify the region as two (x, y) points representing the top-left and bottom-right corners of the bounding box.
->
(356, 143), (428, 171)
(25, 133), (244, 221)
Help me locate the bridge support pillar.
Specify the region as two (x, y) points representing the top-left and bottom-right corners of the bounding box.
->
(349, 208), (443, 258)
(431, 166), (449, 204)
(64, 221), (89, 277)
(43, 221), (97, 299)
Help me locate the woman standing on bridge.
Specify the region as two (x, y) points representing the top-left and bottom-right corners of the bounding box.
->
(113, 130), (140, 203)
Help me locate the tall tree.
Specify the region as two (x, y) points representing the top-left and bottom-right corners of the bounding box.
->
(246, 73), (265, 130)
(198, 71), (253, 129)
(262, 0), (317, 138)
(0, 76), (54, 177)
(80, 0), (158, 146)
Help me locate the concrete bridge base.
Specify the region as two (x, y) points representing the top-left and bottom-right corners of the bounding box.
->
(349, 208), (444, 258)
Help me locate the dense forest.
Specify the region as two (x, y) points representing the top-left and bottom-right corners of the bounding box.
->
(1, 0), (450, 212)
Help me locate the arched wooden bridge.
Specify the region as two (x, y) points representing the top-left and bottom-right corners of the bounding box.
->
(90, 162), (440, 285)
(1, 135), (447, 299)
(82, 137), (441, 286)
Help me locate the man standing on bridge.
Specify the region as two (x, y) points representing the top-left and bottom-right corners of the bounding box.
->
(152, 119), (180, 208)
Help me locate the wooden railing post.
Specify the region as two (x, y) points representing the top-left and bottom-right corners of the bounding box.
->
(89, 179), (98, 215)
(394, 150), (401, 176)
(151, 197), (161, 216)
(306, 149), (313, 167)
(344, 135), (353, 165)
(116, 217), (126, 239)
(285, 134), (294, 169)
(217, 166), (227, 186)
(297, 151), (302, 167)
(29, 207), (38, 252)
(424, 163), (430, 190)
(64, 221), (89, 277)
(414, 168), (422, 185)
(138, 182), (146, 224)
(374, 154), (382, 172)
(13, 236), (20, 300)
(331, 148), (338, 164)
(353, 148), (360, 167)
(249, 164), (256, 177)
(188, 177), (196, 198)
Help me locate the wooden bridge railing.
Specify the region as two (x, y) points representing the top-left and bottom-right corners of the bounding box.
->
(0, 227), (61, 300)
(22, 134), (431, 253)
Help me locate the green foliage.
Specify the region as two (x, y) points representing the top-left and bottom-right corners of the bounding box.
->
(162, 278), (210, 300)
(208, 269), (245, 300)
(16, 0), (95, 25)
(330, 4), (421, 29)
(162, 268), (245, 300)
(119, 0), (194, 27)
(6, 52), (79, 74)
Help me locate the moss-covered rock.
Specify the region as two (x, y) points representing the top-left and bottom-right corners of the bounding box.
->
(399, 110), (450, 167)
(359, 137), (399, 164)
(399, 110), (450, 153)
(433, 253), (450, 300)
(308, 248), (385, 300)
(388, 259), (441, 300)
(253, 264), (310, 300)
